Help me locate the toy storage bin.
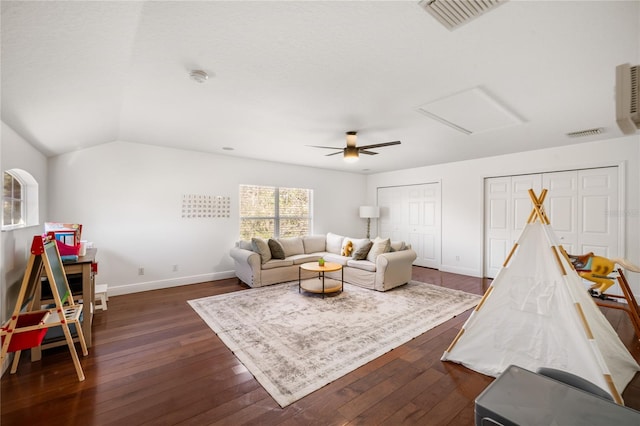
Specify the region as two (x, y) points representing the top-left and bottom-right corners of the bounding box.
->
(1, 311), (49, 352)
(54, 239), (80, 256)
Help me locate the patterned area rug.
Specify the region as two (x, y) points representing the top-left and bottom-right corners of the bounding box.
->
(188, 280), (480, 407)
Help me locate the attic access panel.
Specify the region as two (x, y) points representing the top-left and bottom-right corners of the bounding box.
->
(416, 87), (524, 135)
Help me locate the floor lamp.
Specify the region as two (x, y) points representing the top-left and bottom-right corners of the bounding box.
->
(359, 206), (380, 239)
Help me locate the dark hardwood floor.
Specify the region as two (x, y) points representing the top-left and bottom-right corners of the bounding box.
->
(2, 267), (639, 425)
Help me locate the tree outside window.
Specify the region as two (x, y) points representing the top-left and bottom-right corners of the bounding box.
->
(239, 185), (312, 239)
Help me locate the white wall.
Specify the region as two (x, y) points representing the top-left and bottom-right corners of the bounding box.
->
(5, 128), (639, 301)
(366, 135), (640, 296)
(1, 121), (48, 323)
(47, 141), (368, 295)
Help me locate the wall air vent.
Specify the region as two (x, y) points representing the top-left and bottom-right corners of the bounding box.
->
(566, 128), (603, 138)
(616, 63), (640, 135)
(418, 0), (507, 31)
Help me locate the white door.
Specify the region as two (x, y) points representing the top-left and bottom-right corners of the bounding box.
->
(378, 186), (406, 242)
(484, 167), (620, 288)
(484, 175), (542, 278)
(578, 168), (619, 258)
(578, 168), (621, 294)
(512, 174), (543, 237)
(378, 183), (441, 269)
(484, 177), (512, 278)
(543, 171), (578, 254)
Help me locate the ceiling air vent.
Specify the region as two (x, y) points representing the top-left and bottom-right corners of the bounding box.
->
(566, 128), (603, 138)
(418, 0), (507, 30)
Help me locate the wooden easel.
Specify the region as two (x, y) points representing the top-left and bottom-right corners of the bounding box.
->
(1, 235), (88, 381)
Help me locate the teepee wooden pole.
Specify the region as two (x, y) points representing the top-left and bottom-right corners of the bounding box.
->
(553, 228), (628, 406)
(503, 243), (519, 267)
(558, 246), (571, 265)
(551, 246), (567, 275)
(574, 303), (594, 340)
(527, 189), (549, 224)
(475, 286), (494, 312)
(444, 286), (495, 354)
(605, 375), (623, 405)
(444, 328), (465, 353)
(573, 300), (624, 404)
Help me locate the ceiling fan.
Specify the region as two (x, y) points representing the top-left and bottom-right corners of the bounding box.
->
(309, 131), (401, 162)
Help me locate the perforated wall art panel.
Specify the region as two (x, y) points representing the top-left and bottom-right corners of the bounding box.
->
(181, 194), (231, 219)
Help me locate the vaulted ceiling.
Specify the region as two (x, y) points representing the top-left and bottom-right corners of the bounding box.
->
(2, 1), (639, 173)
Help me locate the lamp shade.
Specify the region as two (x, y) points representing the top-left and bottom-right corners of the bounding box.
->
(359, 206), (380, 219)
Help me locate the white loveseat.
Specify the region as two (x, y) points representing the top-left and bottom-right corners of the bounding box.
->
(229, 232), (417, 291)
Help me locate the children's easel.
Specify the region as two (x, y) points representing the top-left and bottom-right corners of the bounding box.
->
(1, 235), (88, 381)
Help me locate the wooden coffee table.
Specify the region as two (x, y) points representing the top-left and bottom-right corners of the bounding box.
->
(299, 262), (344, 298)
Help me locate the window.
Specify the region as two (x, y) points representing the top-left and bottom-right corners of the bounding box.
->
(2, 169), (39, 231)
(3, 171), (24, 229)
(239, 185), (312, 239)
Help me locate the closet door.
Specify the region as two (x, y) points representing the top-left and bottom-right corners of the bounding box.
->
(512, 174), (543, 236)
(378, 186), (406, 242)
(407, 184), (441, 268)
(378, 183), (441, 269)
(484, 167), (620, 294)
(578, 168), (619, 258)
(543, 171), (578, 254)
(484, 177), (512, 278)
(484, 175), (541, 278)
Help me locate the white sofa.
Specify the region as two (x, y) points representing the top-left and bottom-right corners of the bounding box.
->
(229, 232), (417, 292)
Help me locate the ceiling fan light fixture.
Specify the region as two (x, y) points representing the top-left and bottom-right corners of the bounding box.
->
(346, 131), (358, 147)
(343, 147), (359, 162)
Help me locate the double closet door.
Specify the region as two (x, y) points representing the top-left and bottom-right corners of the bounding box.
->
(484, 167), (621, 293)
(377, 183), (441, 269)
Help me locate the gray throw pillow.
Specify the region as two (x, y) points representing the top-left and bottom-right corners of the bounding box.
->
(352, 241), (373, 260)
(268, 238), (285, 259)
(251, 237), (271, 264)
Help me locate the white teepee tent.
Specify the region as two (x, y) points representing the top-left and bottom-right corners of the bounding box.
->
(441, 189), (640, 404)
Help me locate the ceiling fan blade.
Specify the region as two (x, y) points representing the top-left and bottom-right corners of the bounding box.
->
(325, 151), (344, 157)
(359, 150), (379, 155)
(308, 145), (342, 150)
(357, 141), (401, 150)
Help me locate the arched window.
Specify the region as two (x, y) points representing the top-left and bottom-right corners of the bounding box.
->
(2, 169), (39, 231)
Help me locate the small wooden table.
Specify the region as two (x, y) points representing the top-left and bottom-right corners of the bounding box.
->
(299, 262), (344, 298)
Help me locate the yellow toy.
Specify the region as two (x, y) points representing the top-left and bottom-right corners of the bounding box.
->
(342, 240), (353, 257)
(569, 252), (640, 295)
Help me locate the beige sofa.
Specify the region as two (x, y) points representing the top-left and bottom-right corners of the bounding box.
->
(229, 232), (417, 291)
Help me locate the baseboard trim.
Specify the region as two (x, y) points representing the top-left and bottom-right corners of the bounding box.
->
(107, 271), (237, 296)
(439, 264), (482, 278)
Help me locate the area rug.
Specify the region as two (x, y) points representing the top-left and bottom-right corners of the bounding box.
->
(188, 280), (480, 407)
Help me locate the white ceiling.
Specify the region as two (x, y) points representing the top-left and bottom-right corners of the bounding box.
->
(2, 1), (639, 174)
